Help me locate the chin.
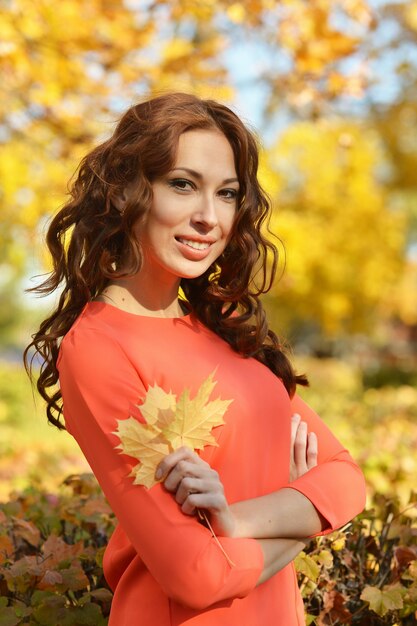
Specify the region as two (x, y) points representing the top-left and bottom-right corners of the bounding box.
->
(176, 269), (209, 281)
(171, 259), (217, 281)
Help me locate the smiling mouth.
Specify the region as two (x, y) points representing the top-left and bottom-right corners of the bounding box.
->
(176, 237), (212, 251)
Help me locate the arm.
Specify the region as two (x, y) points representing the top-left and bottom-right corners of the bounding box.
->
(157, 415), (320, 583)
(256, 537), (309, 585)
(227, 395), (366, 539)
(159, 397), (366, 541)
(58, 327), (263, 610)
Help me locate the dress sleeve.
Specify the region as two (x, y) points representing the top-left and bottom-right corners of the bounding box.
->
(286, 393), (366, 536)
(57, 326), (263, 610)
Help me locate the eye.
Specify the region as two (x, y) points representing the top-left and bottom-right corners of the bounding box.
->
(219, 188), (238, 201)
(168, 178), (195, 192)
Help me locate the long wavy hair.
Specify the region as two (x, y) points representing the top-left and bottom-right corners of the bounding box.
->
(24, 92), (307, 429)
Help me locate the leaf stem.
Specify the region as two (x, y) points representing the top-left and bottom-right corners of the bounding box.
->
(198, 510), (236, 567)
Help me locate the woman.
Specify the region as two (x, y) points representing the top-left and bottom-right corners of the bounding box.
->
(25, 92), (366, 625)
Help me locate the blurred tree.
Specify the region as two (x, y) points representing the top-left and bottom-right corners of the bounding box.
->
(0, 0), (229, 275)
(0, 0), (375, 267)
(1, 0), (415, 342)
(262, 120), (406, 337)
(370, 97), (417, 329)
(0, 276), (25, 349)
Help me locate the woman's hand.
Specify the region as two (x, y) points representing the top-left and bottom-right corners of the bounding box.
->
(289, 413), (318, 482)
(155, 447), (236, 537)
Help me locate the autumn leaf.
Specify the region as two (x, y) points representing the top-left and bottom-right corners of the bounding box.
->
(138, 384), (176, 426)
(114, 371), (231, 489)
(0, 535), (14, 565)
(294, 551), (320, 582)
(38, 569), (63, 590)
(158, 371), (232, 450)
(320, 588), (352, 624)
(12, 518), (41, 547)
(316, 549), (333, 569)
(360, 584), (404, 616)
(115, 418), (170, 489)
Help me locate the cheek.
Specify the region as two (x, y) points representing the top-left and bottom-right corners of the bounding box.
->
(149, 203), (184, 228)
(143, 210), (178, 239)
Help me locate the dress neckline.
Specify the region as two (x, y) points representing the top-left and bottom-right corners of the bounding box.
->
(87, 300), (193, 321)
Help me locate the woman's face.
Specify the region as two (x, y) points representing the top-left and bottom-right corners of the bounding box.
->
(136, 129), (239, 285)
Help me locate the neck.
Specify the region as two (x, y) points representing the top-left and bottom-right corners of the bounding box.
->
(99, 275), (185, 318)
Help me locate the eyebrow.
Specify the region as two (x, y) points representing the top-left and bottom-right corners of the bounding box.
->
(171, 167), (239, 185)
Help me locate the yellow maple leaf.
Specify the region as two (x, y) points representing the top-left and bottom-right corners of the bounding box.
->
(157, 371), (232, 450)
(115, 417), (170, 489)
(138, 384), (176, 426)
(114, 371), (231, 489)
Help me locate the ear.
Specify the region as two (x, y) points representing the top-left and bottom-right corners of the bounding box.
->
(112, 187), (130, 213)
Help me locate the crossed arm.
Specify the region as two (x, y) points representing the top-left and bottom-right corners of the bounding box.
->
(156, 413), (325, 584)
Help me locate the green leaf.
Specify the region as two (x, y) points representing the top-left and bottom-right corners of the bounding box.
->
(294, 551), (320, 582)
(58, 563), (90, 592)
(361, 584), (404, 616)
(316, 549), (333, 568)
(0, 598), (32, 626)
(30, 590), (60, 607)
(67, 603), (106, 625)
(90, 587), (113, 605)
(95, 546), (106, 568)
(0, 608), (22, 626)
(32, 603), (66, 626)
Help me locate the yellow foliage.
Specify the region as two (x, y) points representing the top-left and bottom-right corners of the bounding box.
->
(383, 260), (417, 325)
(163, 39), (195, 63)
(169, 0), (217, 22)
(226, 3), (246, 24)
(0, 2), (171, 269)
(0, 0), (412, 339)
(265, 120), (406, 334)
(405, 1), (417, 31)
(279, 0), (363, 74)
(298, 358), (417, 506)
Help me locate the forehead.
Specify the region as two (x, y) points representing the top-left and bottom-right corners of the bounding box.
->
(174, 129), (237, 176)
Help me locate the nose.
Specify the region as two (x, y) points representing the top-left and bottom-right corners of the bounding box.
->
(191, 193), (218, 230)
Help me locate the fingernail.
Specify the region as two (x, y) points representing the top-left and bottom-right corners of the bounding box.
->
(155, 468), (163, 480)
(292, 413), (301, 420)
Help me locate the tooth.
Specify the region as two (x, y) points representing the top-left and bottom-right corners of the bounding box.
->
(179, 238), (210, 250)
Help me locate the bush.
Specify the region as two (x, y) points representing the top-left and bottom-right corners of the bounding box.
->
(362, 366), (417, 390)
(0, 474), (115, 626)
(0, 475), (416, 625)
(299, 493), (417, 625)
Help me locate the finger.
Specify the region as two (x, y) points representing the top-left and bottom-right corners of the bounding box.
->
(155, 446), (200, 481)
(294, 420), (308, 475)
(181, 491), (226, 516)
(175, 476), (204, 506)
(307, 432), (318, 470)
(172, 464), (219, 499)
(163, 459), (205, 492)
(290, 414), (301, 466)
(290, 414), (301, 449)
(176, 469), (224, 509)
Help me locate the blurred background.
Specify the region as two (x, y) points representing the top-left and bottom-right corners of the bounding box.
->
(0, 0), (416, 507)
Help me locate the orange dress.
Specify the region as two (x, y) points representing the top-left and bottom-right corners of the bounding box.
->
(57, 302), (366, 626)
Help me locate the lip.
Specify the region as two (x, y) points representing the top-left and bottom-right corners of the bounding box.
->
(175, 237), (215, 261)
(175, 235), (216, 244)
